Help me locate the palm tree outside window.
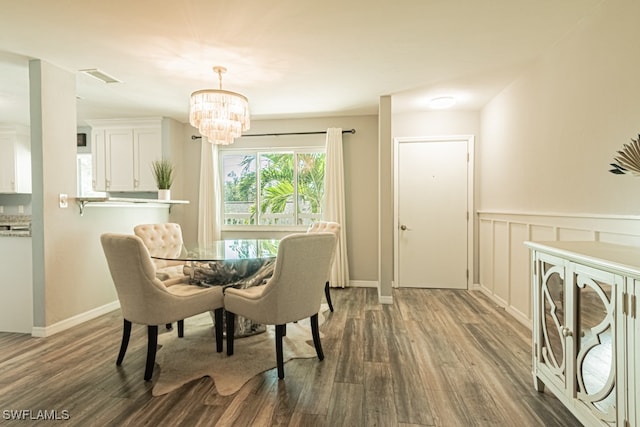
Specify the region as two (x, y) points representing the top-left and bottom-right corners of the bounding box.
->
(220, 149), (326, 226)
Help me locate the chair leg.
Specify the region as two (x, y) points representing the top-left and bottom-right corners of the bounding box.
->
(226, 311), (235, 356)
(325, 281), (334, 312)
(311, 313), (324, 361)
(116, 319), (132, 365)
(275, 324), (286, 379)
(177, 320), (184, 338)
(214, 308), (223, 353)
(144, 325), (158, 381)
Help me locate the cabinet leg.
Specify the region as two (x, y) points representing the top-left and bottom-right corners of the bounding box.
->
(533, 374), (545, 393)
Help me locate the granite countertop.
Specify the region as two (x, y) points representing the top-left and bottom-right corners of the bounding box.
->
(0, 214), (31, 237)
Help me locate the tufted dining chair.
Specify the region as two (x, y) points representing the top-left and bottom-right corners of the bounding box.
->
(134, 223), (188, 287)
(134, 223), (190, 331)
(224, 232), (337, 379)
(101, 233), (224, 381)
(307, 221), (341, 312)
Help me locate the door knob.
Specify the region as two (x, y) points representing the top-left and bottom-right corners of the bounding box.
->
(400, 224), (408, 231)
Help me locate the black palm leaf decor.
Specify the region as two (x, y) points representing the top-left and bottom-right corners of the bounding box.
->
(610, 134), (640, 175)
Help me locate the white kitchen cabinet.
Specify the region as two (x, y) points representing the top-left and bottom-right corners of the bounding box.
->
(526, 241), (640, 427)
(0, 125), (31, 194)
(0, 235), (32, 333)
(88, 118), (162, 192)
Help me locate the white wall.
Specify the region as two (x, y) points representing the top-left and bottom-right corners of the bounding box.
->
(29, 59), (79, 328)
(393, 110), (480, 138)
(481, 1), (640, 214)
(478, 0), (640, 325)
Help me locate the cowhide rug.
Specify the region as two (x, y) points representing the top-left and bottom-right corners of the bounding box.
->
(153, 309), (326, 396)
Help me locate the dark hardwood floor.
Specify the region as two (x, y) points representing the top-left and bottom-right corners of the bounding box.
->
(0, 288), (580, 426)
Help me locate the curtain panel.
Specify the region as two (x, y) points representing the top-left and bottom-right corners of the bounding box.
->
(198, 141), (222, 246)
(324, 128), (350, 287)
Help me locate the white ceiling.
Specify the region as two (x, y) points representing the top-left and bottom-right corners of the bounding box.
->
(0, 0), (603, 127)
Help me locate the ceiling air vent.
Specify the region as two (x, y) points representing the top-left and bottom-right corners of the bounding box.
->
(79, 68), (121, 84)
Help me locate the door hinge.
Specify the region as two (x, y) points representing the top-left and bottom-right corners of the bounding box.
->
(466, 269), (469, 279)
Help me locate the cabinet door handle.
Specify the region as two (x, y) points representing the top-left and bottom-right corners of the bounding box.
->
(562, 327), (572, 337)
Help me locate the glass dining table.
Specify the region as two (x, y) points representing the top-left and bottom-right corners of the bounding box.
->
(151, 238), (280, 337)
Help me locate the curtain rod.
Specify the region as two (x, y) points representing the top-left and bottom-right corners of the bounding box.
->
(191, 128), (355, 140)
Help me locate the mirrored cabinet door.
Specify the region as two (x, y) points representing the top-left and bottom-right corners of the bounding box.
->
(537, 257), (568, 389)
(573, 265), (617, 425)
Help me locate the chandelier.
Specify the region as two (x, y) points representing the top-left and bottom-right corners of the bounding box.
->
(189, 66), (250, 145)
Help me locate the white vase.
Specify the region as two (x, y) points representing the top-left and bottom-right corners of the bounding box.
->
(158, 189), (171, 200)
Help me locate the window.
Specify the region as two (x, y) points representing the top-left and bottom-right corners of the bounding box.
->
(77, 153), (106, 197)
(221, 148), (326, 227)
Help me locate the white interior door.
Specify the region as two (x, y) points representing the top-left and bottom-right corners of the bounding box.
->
(395, 137), (470, 289)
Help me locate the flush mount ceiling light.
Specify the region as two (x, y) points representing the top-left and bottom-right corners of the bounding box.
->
(429, 96), (456, 109)
(189, 66), (250, 145)
(79, 68), (121, 84)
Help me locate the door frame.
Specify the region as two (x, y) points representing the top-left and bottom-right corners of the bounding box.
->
(393, 135), (475, 288)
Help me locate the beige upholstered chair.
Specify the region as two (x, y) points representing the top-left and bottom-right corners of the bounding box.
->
(100, 233), (224, 381)
(224, 232), (337, 379)
(307, 221), (341, 312)
(134, 223), (188, 287)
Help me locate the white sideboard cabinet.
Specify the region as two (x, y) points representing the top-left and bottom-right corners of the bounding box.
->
(525, 241), (640, 427)
(0, 125), (31, 194)
(88, 118), (163, 192)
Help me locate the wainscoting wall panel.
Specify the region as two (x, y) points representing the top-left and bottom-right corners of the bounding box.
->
(493, 221), (510, 305)
(530, 225), (554, 242)
(476, 211), (640, 327)
(508, 222), (529, 321)
(479, 219), (494, 295)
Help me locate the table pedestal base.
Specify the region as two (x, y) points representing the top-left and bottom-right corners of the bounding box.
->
(192, 258), (275, 338)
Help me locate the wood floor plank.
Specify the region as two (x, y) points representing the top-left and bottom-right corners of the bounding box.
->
(292, 341), (339, 415)
(333, 317), (364, 383)
(0, 288), (581, 426)
(363, 309), (391, 363)
(387, 330), (436, 425)
(363, 361), (398, 427)
(326, 382), (364, 426)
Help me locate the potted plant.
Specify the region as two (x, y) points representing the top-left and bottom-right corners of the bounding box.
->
(151, 159), (175, 200)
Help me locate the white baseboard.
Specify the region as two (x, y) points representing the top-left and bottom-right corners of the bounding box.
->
(506, 306), (531, 329)
(349, 280), (378, 288)
(378, 294), (393, 304)
(474, 284), (531, 329)
(32, 300), (120, 337)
